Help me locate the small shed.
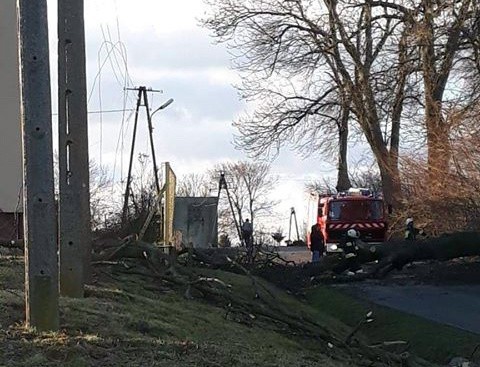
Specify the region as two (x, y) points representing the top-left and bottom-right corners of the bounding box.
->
(173, 197), (218, 248)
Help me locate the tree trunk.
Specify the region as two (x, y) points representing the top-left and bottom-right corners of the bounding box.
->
(420, 0), (452, 185)
(336, 96), (352, 192)
(377, 159), (402, 212)
(425, 103), (451, 183)
(309, 232), (480, 278)
(359, 104), (402, 210)
(360, 232), (480, 277)
(352, 68), (402, 210)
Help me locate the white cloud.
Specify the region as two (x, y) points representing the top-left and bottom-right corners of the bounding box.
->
(84, 0), (206, 36)
(128, 66), (240, 87)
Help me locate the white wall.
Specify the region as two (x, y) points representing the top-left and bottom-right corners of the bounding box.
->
(0, 0), (22, 212)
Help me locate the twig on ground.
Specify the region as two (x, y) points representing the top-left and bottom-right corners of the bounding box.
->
(2, 289), (23, 299)
(226, 256), (277, 300)
(92, 261), (130, 267)
(345, 311), (374, 345)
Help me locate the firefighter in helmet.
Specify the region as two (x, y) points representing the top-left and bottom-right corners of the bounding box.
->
(405, 217), (425, 241)
(339, 228), (363, 275)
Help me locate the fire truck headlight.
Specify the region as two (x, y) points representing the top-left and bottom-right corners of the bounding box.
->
(330, 244), (338, 251)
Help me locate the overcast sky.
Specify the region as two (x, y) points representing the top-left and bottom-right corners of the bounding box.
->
(46, 0), (349, 238)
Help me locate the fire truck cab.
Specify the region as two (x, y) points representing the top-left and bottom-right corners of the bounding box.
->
(307, 188), (387, 253)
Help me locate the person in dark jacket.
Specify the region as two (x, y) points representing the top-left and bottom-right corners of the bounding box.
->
(242, 219), (254, 262)
(310, 224), (325, 263)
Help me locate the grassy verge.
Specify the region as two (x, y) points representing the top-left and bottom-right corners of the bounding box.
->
(307, 286), (480, 365)
(0, 255), (423, 367)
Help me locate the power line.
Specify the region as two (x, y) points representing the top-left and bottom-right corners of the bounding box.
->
(87, 2), (137, 183)
(52, 108), (135, 116)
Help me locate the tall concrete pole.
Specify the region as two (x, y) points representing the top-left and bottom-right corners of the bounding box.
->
(58, 0), (91, 297)
(17, 0), (59, 331)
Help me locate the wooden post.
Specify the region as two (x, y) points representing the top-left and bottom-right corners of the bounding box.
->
(58, 0), (91, 297)
(121, 89), (143, 226)
(17, 0), (59, 331)
(143, 88), (162, 195)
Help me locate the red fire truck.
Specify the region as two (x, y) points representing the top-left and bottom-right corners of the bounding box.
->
(307, 188), (388, 253)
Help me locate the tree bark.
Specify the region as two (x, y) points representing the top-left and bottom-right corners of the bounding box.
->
(336, 94), (352, 192)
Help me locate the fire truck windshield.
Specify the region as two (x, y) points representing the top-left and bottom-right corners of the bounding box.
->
(328, 200), (383, 221)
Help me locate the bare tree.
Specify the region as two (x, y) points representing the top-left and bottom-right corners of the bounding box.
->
(211, 161), (279, 238)
(202, 0), (414, 209)
(305, 165), (382, 194)
(89, 161), (113, 230)
(203, 0), (355, 192)
(54, 155), (116, 231)
(305, 178), (337, 195)
(368, 0), (480, 183)
(101, 153), (159, 240)
(176, 173), (213, 197)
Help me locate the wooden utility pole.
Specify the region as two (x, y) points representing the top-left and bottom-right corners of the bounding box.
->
(121, 87), (165, 226)
(217, 173), (243, 245)
(122, 89), (143, 226)
(58, 0), (91, 297)
(17, 0), (59, 331)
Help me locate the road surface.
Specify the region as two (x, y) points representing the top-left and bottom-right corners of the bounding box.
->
(335, 283), (480, 335)
(274, 247), (480, 334)
(276, 246), (311, 264)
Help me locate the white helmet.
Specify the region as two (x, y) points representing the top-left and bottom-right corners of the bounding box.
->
(406, 217), (414, 226)
(347, 229), (359, 238)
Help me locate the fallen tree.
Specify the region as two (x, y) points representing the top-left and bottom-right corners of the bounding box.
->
(6, 231), (480, 283)
(260, 232), (480, 286)
(338, 232), (480, 278)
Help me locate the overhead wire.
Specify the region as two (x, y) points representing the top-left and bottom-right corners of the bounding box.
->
(106, 23), (135, 184)
(52, 108), (135, 116)
(106, 1), (137, 191)
(86, 16), (136, 192)
(97, 42), (104, 165)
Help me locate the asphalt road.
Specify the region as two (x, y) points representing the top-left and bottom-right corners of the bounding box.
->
(335, 283), (480, 335)
(276, 246), (311, 263)
(275, 247), (480, 334)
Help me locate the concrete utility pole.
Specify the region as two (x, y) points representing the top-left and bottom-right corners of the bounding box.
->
(17, 0), (59, 331)
(58, 0), (91, 297)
